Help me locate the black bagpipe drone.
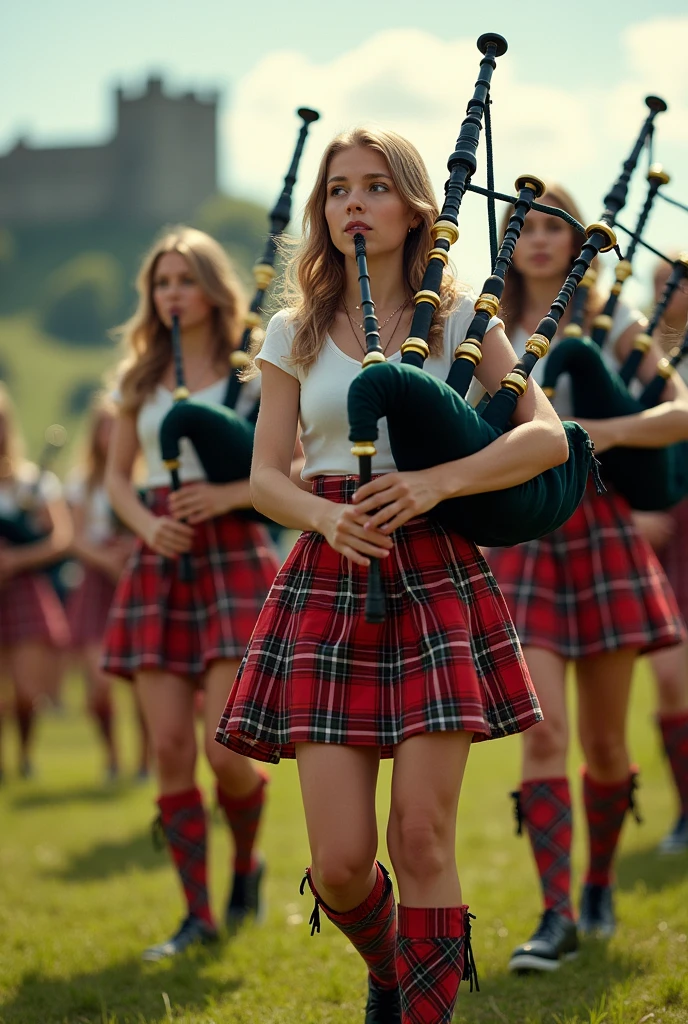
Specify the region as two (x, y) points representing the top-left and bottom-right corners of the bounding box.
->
(541, 96), (688, 511)
(347, 33), (607, 623)
(158, 107), (319, 579)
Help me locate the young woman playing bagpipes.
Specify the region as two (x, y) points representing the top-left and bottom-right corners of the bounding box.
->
(632, 254), (688, 854)
(101, 227), (281, 960)
(66, 393), (149, 783)
(486, 185), (688, 972)
(214, 126), (570, 1024)
(0, 383), (72, 780)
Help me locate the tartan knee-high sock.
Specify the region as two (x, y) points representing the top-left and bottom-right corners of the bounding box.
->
(396, 906), (477, 1024)
(157, 787), (214, 926)
(658, 711), (688, 816)
(583, 768), (640, 886)
(514, 778), (573, 919)
(216, 771), (269, 874)
(302, 862), (398, 990)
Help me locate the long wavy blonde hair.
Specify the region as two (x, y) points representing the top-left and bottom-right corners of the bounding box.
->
(76, 392), (117, 492)
(272, 126), (461, 371)
(499, 183), (602, 332)
(115, 226), (247, 412)
(0, 382), (25, 478)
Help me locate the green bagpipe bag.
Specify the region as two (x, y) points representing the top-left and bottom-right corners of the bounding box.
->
(159, 399), (255, 484)
(542, 334), (688, 511)
(348, 361), (595, 547)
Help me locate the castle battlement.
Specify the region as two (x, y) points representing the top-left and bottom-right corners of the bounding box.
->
(0, 75), (220, 226)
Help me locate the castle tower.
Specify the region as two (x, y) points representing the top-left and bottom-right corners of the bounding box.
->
(111, 76), (219, 223)
(0, 76), (220, 226)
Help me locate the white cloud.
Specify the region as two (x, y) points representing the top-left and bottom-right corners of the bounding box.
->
(225, 18), (688, 297)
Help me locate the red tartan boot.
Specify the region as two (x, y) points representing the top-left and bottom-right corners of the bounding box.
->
(301, 862), (399, 1021)
(396, 906), (478, 1023)
(143, 787), (218, 961)
(580, 768), (641, 937)
(508, 781), (578, 973)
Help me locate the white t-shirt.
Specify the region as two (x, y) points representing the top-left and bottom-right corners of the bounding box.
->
(65, 474), (114, 544)
(113, 376), (261, 488)
(466, 301), (643, 419)
(257, 295), (502, 480)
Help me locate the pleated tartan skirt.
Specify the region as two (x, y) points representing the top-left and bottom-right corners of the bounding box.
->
(658, 497), (688, 624)
(0, 570), (70, 649)
(101, 488), (280, 681)
(215, 476), (542, 764)
(67, 565), (117, 649)
(487, 485), (686, 659)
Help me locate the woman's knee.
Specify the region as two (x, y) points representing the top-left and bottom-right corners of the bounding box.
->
(581, 733), (628, 776)
(151, 729), (195, 777)
(388, 806), (453, 882)
(311, 840), (377, 897)
(523, 717), (568, 764)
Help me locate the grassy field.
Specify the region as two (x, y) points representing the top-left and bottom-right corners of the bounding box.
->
(0, 312), (116, 461)
(0, 663), (686, 1024)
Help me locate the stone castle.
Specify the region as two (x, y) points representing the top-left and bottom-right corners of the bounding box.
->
(0, 76), (219, 226)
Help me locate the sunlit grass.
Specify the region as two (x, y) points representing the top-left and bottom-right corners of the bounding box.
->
(0, 659), (686, 1023)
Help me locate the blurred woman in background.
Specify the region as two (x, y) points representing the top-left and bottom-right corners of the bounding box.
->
(633, 254), (688, 854)
(102, 227), (280, 960)
(486, 185), (687, 973)
(66, 392), (149, 783)
(0, 383), (72, 780)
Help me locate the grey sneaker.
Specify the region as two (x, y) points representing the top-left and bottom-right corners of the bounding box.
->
(142, 915), (218, 961)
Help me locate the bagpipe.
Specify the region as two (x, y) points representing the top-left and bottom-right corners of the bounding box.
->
(540, 97), (688, 511)
(158, 107), (319, 578)
(0, 424), (67, 546)
(347, 33), (602, 623)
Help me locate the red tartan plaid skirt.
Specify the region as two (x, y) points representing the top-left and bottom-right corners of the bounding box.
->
(215, 475), (542, 764)
(67, 565), (117, 648)
(0, 570), (70, 648)
(101, 488), (280, 681)
(487, 485), (686, 659)
(658, 498), (688, 623)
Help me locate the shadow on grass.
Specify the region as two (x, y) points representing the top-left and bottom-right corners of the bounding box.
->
(0, 945), (243, 1024)
(44, 829), (166, 882)
(616, 842), (688, 894)
(453, 937), (639, 1024)
(11, 783), (137, 810)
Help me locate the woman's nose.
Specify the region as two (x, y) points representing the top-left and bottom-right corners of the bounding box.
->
(346, 191), (366, 214)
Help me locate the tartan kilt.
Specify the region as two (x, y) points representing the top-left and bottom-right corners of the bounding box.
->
(215, 475), (542, 764)
(101, 488), (280, 681)
(658, 498), (688, 623)
(0, 570), (70, 649)
(487, 485), (686, 659)
(67, 564), (117, 649)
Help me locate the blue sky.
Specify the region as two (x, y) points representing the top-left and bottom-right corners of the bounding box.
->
(4, 0), (688, 301)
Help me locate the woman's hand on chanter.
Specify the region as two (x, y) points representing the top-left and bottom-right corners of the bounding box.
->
(144, 516), (195, 557)
(352, 470), (443, 534)
(167, 482), (235, 524)
(320, 502), (394, 567)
